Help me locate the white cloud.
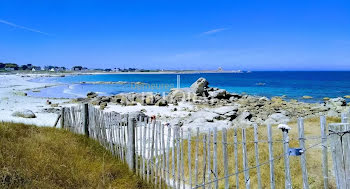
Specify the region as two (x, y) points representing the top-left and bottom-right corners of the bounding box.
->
(200, 28), (228, 36)
(0, 19), (49, 36)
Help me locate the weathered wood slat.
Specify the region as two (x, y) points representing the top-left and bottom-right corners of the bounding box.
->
(195, 127), (199, 188)
(329, 123), (350, 189)
(180, 128), (185, 189)
(222, 128), (229, 189)
(320, 116), (328, 189)
(267, 124), (275, 189)
(213, 127), (218, 189)
(207, 129), (212, 189)
(233, 128), (239, 189)
(298, 118), (309, 189)
(202, 134), (207, 189)
(281, 127), (292, 189)
(176, 127), (181, 189)
(188, 128), (192, 189)
(242, 128), (250, 189)
(166, 125), (171, 185)
(253, 124), (262, 189)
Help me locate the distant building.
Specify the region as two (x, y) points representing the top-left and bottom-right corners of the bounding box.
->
(72, 66), (83, 71)
(32, 66), (41, 71)
(5, 67), (15, 71)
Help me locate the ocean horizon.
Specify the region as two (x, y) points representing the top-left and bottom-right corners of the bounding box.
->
(28, 71), (350, 102)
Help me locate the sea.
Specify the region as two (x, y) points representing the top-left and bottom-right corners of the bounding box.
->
(28, 71), (350, 103)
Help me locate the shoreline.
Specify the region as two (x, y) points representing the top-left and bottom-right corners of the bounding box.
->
(0, 73), (349, 130)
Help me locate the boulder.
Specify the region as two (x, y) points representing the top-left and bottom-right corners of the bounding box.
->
(155, 99), (168, 106)
(327, 97), (347, 107)
(265, 113), (290, 125)
(100, 102), (107, 110)
(234, 111), (252, 125)
(212, 106), (238, 115)
(128, 111), (147, 119)
(208, 89), (228, 99)
(302, 96), (313, 99)
(327, 110), (339, 117)
(87, 92), (98, 98)
(167, 88), (197, 103)
(191, 111), (220, 122)
(190, 77), (209, 95)
(145, 95), (155, 105)
(12, 109), (36, 118)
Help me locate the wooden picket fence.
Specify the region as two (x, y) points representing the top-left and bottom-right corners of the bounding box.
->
(59, 104), (350, 189)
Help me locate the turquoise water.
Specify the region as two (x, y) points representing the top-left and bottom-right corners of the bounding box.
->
(28, 72), (350, 102)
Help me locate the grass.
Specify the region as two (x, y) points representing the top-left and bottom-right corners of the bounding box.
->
(0, 122), (152, 189)
(169, 117), (340, 189)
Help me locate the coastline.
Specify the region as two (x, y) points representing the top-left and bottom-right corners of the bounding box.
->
(1, 72), (349, 130)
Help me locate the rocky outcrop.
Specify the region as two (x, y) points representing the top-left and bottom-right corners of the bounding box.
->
(12, 109), (36, 118)
(75, 77), (349, 126)
(87, 92), (98, 98)
(190, 77), (209, 95)
(326, 97), (346, 107)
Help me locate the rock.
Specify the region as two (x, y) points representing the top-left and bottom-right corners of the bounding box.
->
(323, 97), (330, 101)
(14, 91), (27, 96)
(145, 95), (155, 105)
(344, 95), (350, 99)
(100, 102), (107, 110)
(212, 106), (238, 115)
(50, 103), (59, 107)
(190, 77), (209, 95)
(191, 111), (220, 122)
(234, 111), (253, 125)
(327, 97), (347, 107)
(265, 113), (290, 125)
(310, 105), (329, 112)
(327, 110), (339, 117)
(167, 88), (197, 103)
(12, 109), (36, 118)
(126, 101), (137, 106)
(155, 99), (168, 106)
(128, 111), (147, 119)
(259, 97), (269, 102)
(208, 89), (228, 99)
(91, 100), (102, 105)
(101, 96), (111, 102)
(302, 96), (313, 99)
(87, 92), (98, 98)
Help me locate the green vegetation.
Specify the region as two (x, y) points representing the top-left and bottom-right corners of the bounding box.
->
(0, 122), (151, 189)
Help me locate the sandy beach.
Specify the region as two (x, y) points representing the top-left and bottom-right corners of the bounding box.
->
(0, 74), (70, 126)
(1, 73), (348, 130)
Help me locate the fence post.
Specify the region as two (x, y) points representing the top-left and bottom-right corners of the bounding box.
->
(234, 128), (239, 189)
(253, 124), (262, 189)
(242, 128), (250, 189)
(127, 117), (136, 171)
(341, 112), (349, 123)
(320, 116), (329, 189)
(83, 103), (89, 137)
(279, 124), (292, 189)
(60, 107), (65, 129)
(267, 124), (275, 189)
(222, 128), (229, 189)
(329, 123), (350, 189)
(298, 118), (309, 189)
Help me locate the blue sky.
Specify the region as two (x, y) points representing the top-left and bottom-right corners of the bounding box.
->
(0, 0), (349, 71)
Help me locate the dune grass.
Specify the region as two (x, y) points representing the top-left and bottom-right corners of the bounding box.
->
(169, 117), (340, 189)
(0, 122), (152, 189)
